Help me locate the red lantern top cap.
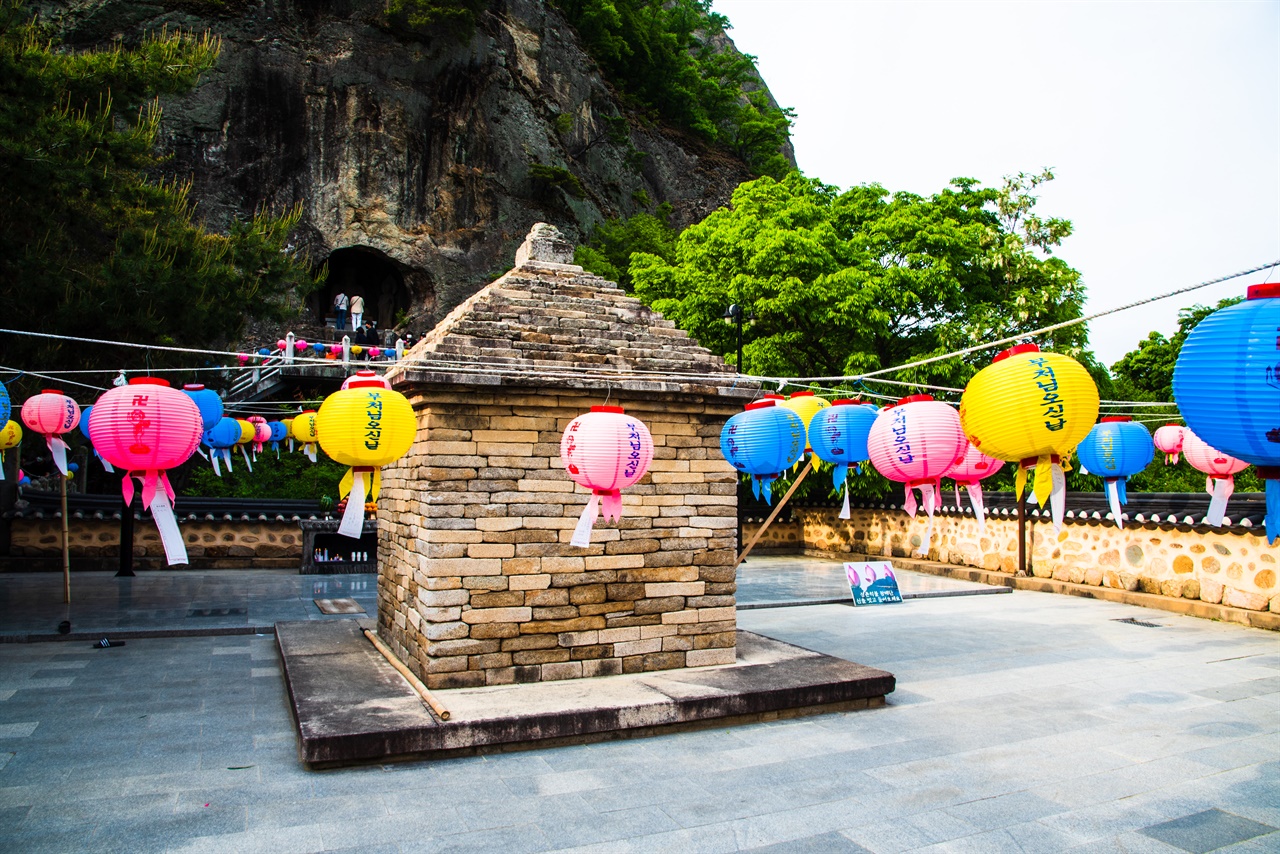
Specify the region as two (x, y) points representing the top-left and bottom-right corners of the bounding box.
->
(761, 393), (785, 400)
(347, 379), (386, 389)
(300, 409), (316, 414)
(831, 398), (862, 406)
(128, 377), (171, 387)
(590, 405), (625, 414)
(993, 342), (1040, 362)
(182, 383), (204, 391)
(745, 399), (778, 411)
(788, 391), (815, 398)
(1247, 282), (1280, 300)
(355, 369), (377, 376)
(1100, 416), (1131, 423)
(41, 389), (62, 395)
(896, 394), (933, 405)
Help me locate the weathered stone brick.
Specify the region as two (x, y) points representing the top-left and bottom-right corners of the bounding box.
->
(512, 648), (571, 665)
(606, 583), (645, 601)
(598, 627), (641, 643)
(662, 635), (694, 652)
(541, 661), (583, 681)
(469, 622), (520, 639)
(524, 587), (570, 607)
(461, 607), (532, 624)
(427, 639), (500, 657)
(613, 638), (662, 657)
(510, 573), (551, 590)
(558, 630), (598, 646)
(520, 616), (606, 634)
(569, 584), (607, 605)
(501, 634), (558, 651)
(694, 631), (736, 649)
(634, 596), (686, 615)
(687, 648), (736, 667)
(645, 582), (705, 598)
(468, 543), (516, 558)
(582, 659), (623, 678)
(470, 591), (526, 608)
(468, 652), (513, 670)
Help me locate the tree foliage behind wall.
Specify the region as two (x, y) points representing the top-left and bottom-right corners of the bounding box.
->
(552, 0), (793, 178)
(0, 1), (320, 386)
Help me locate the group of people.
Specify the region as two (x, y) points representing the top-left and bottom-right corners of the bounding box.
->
(331, 291), (363, 331)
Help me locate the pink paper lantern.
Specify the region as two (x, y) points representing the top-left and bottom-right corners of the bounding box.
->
(88, 378), (203, 564)
(295, 339), (308, 351)
(944, 443), (1005, 534)
(560, 406), (655, 547)
(276, 339), (287, 352)
(1153, 424), (1185, 465)
(247, 416), (271, 454)
(329, 344), (342, 356)
(369, 347), (381, 358)
(867, 395), (968, 554)
(20, 389), (80, 476)
(237, 353), (251, 365)
(1182, 429), (1249, 526)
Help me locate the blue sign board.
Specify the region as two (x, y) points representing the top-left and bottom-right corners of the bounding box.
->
(845, 561), (903, 606)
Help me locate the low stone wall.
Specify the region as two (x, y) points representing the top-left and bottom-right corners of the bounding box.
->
(771, 507), (1277, 613)
(6, 519), (302, 569)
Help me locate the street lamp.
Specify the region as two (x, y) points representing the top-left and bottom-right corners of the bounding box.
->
(722, 304), (753, 374)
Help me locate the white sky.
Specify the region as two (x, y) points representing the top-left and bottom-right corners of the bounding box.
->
(714, 0), (1280, 367)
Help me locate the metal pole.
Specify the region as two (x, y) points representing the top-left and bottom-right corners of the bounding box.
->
(1016, 492), (1027, 577)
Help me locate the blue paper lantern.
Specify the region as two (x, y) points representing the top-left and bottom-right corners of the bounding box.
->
(0, 380), (9, 425)
(312, 342), (326, 354)
(267, 420), (287, 454)
(719, 400), (804, 503)
(204, 417), (242, 475)
(809, 399), (879, 491)
(79, 404), (94, 442)
(258, 347), (271, 357)
(182, 384), (224, 431)
(1075, 416), (1154, 528)
(1173, 282), (1280, 543)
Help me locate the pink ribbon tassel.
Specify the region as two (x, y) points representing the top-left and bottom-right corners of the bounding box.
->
(122, 471), (187, 565)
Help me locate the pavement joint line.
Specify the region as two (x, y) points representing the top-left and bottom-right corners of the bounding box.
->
(0, 626), (278, 644)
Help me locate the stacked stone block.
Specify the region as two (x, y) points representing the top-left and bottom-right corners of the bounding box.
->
(377, 390), (741, 688)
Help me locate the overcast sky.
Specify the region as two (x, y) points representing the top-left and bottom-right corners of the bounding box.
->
(714, 0), (1279, 367)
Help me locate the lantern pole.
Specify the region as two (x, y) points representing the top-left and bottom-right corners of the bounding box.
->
(1016, 492), (1027, 577)
(60, 472), (70, 604)
(734, 459), (814, 568)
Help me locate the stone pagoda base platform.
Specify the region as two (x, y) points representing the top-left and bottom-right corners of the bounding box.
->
(277, 621), (895, 768)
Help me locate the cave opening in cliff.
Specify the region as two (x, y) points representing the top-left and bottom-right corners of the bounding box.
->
(320, 246), (412, 337)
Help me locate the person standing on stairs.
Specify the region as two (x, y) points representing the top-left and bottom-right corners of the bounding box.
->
(333, 291), (348, 332)
(350, 293), (365, 330)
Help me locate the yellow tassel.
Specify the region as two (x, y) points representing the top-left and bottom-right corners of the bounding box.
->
(1015, 466), (1028, 501)
(1033, 455), (1052, 507)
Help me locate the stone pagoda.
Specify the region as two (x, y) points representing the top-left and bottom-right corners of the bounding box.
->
(378, 224), (752, 689)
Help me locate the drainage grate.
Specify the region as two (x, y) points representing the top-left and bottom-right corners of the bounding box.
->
(1114, 617), (1164, 628)
(187, 608), (247, 618)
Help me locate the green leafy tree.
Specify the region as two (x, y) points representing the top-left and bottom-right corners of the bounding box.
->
(631, 169), (1091, 387)
(0, 2), (320, 380)
(575, 203), (678, 289)
(552, 0), (793, 177)
(1110, 298), (1241, 402)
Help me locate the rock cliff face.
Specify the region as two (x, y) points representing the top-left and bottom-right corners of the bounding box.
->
(43, 0), (792, 333)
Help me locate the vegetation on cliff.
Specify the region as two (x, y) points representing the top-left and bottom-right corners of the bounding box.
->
(0, 1), (319, 378)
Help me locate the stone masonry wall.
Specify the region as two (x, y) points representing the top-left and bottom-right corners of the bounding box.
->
(376, 388), (741, 689)
(788, 506), (1279, 612)
(7, 519), (301, 569)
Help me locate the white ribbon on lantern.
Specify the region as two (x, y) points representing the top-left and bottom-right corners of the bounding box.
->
(240, 445), (253, 472)
(339, 469), (369, 538)
(1206, 475), (1233, 526)
(965, 483), (987, 535)
(1106, 479), (1125, 530)
(1049, 462), (1066, 533)
(839, 488), (851, 520)
(122, 472), (188, 565)
(48, 436), (70, 476)
(915, 482), (937, 556)
(571, 492), (601, 547)
(305, 443), (317, 464)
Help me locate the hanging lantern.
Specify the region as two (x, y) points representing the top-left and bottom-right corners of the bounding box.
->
(959, 343), (1100, 531)
(719, 400), (805, 504)
(267, 421), (287, 457)
(0, 379), (9, 425)
(204, 417), (242, 476)
(779, 391), (829, 455)
(290, 410), (319, 462)
(1173, 283), (1280, 542)
(808, 399), (878, 519)
(1074, 417), (1154, 529)
(20, 389), (81, 476)
(88, 378), (203, 564)
(295, 339), (309, 352)
(235, 418), (256, 470)
(0, 420), (21, 481)
(1181, 429), (1249, 527)
(560, 406), (655, 547)
(943, 443), (1005, 535)
(312, 342), (326, 355)
(342, 369), (390, 390)
(247, 416), (271, 457)
(182, 384), (224, 431)
(1153, 424), (1186, 465)
(281, 416), (295, 453)
(316, 377), (416, 538)
(867, 395), (968, 554)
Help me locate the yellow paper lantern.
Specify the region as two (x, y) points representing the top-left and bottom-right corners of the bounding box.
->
(959, 343), (1099, 528)
(236, 419), (255, 445)
(316, 378), (416, 538)
(0, 420), (21, 475)
(290, 410), (319, 462)
(780, 391), (830, 454)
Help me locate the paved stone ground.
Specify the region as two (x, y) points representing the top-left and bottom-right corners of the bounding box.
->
(0, 581), (1277, 852)
(736, 555), (1004, 607)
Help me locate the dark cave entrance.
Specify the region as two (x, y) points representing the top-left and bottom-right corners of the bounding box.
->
(319, 246), (412, 336)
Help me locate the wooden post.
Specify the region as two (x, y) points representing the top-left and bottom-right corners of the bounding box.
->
(1016, 492), (1027, 577)
(60, 474), (70, 604)
(734, 459), (813, 569)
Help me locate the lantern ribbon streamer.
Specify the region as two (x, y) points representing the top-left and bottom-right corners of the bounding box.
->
(752, 476), (776, 504)
(95, 450), (115, 473)
(195, 447), (208, 461)
(122, 471), (187, 565)
(964, 483), (987, 535)
(1205, 475), (1234, 527)
(1266, 480), (1278, 545)
(571, 492), (601, 548)
(840, 487), (851, 520)
(1106, 479), (1125, 530)
(1050, 463), (1066, 532)
(211, 451), (222, 477)
(916, 482), (937, 557)
(240, 445), (253, 472)
(48, 436), (70, 477)
(305, 443), (317, 464)
(338, 468), (369, 538)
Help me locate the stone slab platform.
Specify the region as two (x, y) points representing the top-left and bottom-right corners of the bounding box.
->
(276, 620), (895, 767)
